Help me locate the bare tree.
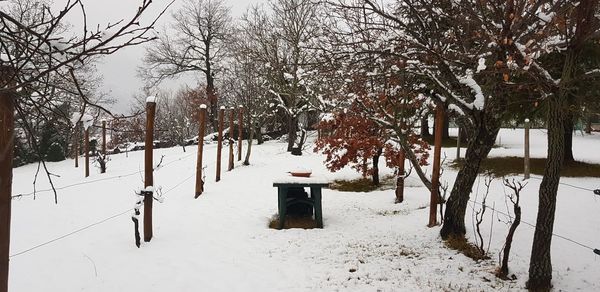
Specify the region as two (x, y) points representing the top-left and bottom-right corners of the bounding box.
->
(0, 0), (170, 290)
(241, 1), (323, 152)
(141, 0), (232, 131)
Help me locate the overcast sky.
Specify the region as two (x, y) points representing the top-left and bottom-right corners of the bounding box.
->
(52, 0), (266, 113)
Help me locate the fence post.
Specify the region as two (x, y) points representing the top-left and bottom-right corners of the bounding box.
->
(524, 118), (530, 180)
(195, 104), (207, 198)
(216, 106), (224, 182)
(0, 79), (15, 292)
(429, 103), (444, 227)
(144, 97), (157, 242)
(102, 120), (107, 155)
(395, 148), (406, 204)
(238, 106), (243, 161)
(456, 126), (461, 160)
(84, 127), (89, 178)
(228, 107), (235, 171)
(74, 122), (80, 168)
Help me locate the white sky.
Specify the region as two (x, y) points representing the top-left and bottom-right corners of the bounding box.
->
(52, 0), (267, 113)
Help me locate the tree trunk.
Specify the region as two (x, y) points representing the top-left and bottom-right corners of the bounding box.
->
(372, 147), (382, 186)
(0, 80), (15, 292)
(527, 25), (587, 288)
(443, 115), (450, 139)
(256, 126), (264, 145)
(244, 118), (254, 166)
(440, 119), (500, 239)
(287, 116), (298, 152)
(395, 149), (406, 204)
(563, 113), (574, 164)
(420, 115), (431, 137)
(205, 38), (218, 131)
(585, 118), (592, 134)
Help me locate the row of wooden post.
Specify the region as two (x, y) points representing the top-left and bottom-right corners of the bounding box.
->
(207, 106), (244, 185)
(74, 120), (108, 177)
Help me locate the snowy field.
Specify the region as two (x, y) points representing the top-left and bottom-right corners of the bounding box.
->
(9, 129), (600, 291)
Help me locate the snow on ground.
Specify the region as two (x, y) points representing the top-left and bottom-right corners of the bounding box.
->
(9, 129), (600, 291)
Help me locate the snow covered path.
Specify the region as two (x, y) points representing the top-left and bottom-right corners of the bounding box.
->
(9, 130), (600, 291)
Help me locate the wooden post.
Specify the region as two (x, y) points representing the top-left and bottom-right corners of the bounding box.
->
(216, 106), (224, 182)
(395, 149), (406, 204)
(195, 104), (207, 198)
(74, 122), (80, 168)
(429, 104), (444, 227)
(238, 106), (243, 161)
(0, 77), (15, 292)
(524, 118), (530, 179)
(228, 107), (235, 171)
(84, 127), (90, 178)
(456, 126), (461, 160)
(101, 120), (107, 155)
(144, 97), (157, 242)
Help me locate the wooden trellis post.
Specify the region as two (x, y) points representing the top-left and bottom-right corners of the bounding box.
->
(84, 127), (90, 178)
(195, 104), (207, 198)
(0, 70), (15, 291)
(524, 118), (530, 179)
(228, 107), (235, 171)
(74, 122), (80, 168)
(395, 148), (406, 204)
(102, 119), (107, 155)
(144, 97), (157, 242)
(216, 106), (224, 182)
(429, 103), (444, 227)
(238, 105), (243, 161)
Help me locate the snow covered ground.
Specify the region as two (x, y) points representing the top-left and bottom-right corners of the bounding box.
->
(9, 129), (600, 291)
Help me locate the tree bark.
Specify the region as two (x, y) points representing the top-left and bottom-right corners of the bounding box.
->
(420, 114), (430, 137)
(528, 0), (599, 285)
(287, 116), (298, 152)
(395, 149), (406, 204)
(440, 119), (500, 239)
(0, 79), (15, 292)
(372, 147), (382, 186)
(563, 113), (574, 164)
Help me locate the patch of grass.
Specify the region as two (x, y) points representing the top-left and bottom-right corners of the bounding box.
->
(444, 235), (490, 261)
(330, 175), (396, 192)
(451, 156), (600, 178)
(268, 214), (318, 229)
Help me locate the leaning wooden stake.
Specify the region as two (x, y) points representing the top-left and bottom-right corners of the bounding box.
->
(144, 97), (157, 242)
(0, 73), (15, 292)
(429, 104), (444, 227)
(195, 104), (207, 198)
(238, 106), (243, 161)
(216, 106), (224, 182)
(395, 149), (406, 204)
(228, 107), (235, 171)
(524, 118), (530, 180)
(84, 127), (90, 178)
